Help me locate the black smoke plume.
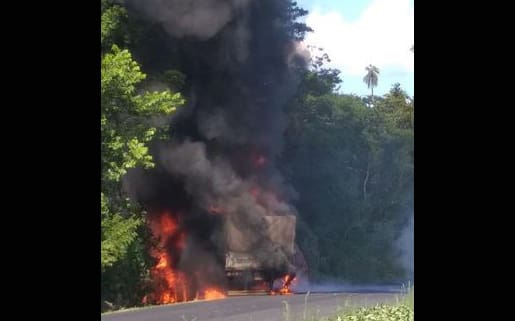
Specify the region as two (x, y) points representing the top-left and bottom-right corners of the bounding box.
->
(124, 0), (311, 296)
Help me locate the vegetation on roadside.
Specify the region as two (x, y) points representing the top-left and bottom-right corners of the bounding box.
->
(333, 304), (413, 321)
(323, 288), (413, 321)
(278, 287), (413, 321)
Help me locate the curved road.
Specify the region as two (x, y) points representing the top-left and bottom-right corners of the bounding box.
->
(102, 292), (399, 321)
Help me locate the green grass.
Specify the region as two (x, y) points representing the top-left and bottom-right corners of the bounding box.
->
(327, 287), (414, 321)
(286, 286), (414, 321)
(400, 286), (413, 311)
(330, 304), (413, 321)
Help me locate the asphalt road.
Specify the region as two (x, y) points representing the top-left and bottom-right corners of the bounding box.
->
(101, 292), (399, 321)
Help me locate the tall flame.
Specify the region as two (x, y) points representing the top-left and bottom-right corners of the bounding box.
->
(145, 213), (189, 304)
(143, 211), (226, 305)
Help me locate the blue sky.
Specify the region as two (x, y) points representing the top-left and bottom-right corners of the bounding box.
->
(297, 0), (414, 97)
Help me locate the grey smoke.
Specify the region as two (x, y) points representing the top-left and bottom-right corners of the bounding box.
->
(127, 0), (253, 40)
(197, 109), (243, 143)
(159, 140), (295, 215)
(287, 41), (311, 68)
(178, 234), (227, 286)
(159, 140), (295, 271)
(159, 140), (242, 204)
(126, 0), (311, 291)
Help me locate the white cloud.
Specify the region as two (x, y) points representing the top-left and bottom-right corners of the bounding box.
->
(303, 0), (414, 77)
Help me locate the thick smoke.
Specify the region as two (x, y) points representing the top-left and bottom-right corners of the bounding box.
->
(126, 0), (310, 294)
(127, 0), (252, 40)
(158, 140), (294, 217)
(158, 140), (296, 273)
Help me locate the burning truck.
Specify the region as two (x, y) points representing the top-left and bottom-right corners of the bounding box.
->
(128, 0), (313, 304)
(142, 199), (306, 304)
(224, 215), (298, 294)
(137, 141), (308, 304)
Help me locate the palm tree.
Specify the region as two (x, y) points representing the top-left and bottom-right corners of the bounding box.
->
(363, 64), (379, 103)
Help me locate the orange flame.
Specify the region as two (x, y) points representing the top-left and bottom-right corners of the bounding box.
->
(143, 211), (227, 305)
(203, 288), (226, 300)
(145, 213), (190, 304)
(160, 214), (177, 237)
(149, 248), (190, 304)
(270, 274), (296, 295)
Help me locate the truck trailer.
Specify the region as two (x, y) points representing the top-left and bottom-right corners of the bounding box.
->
(224, 215), (298, 294)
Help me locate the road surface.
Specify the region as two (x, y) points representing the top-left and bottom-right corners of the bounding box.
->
(101, 292), (399, 321)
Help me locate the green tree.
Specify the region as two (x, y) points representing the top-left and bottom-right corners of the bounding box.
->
(363, 64), (380, 103)
(376, 83), (414, 130)
(100, 41), (185, 308)
(282, 74), (413, 282)
(101, 0), (129, 52)
(101, 0), (185, 275)
(101, 45), (184, 270)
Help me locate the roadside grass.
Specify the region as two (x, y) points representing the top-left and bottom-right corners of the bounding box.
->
(282, 285), (414, 321)
(329, 303), (413, 321)
(400, 284), (413, 311)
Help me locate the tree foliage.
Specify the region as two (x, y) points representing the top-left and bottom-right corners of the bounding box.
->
(101, 45), (183, 185)
(281, 71), (413, 282)
(101, 0), (129, 52)
(100, 0), (184, 306)
(101, 193), (141, 269)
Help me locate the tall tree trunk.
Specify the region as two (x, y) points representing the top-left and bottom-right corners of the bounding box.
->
(363, 161), (370, 201)
(371, 87), (374, 105)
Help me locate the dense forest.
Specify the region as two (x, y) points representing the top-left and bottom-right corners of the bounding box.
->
(101, 0), (413, 310)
